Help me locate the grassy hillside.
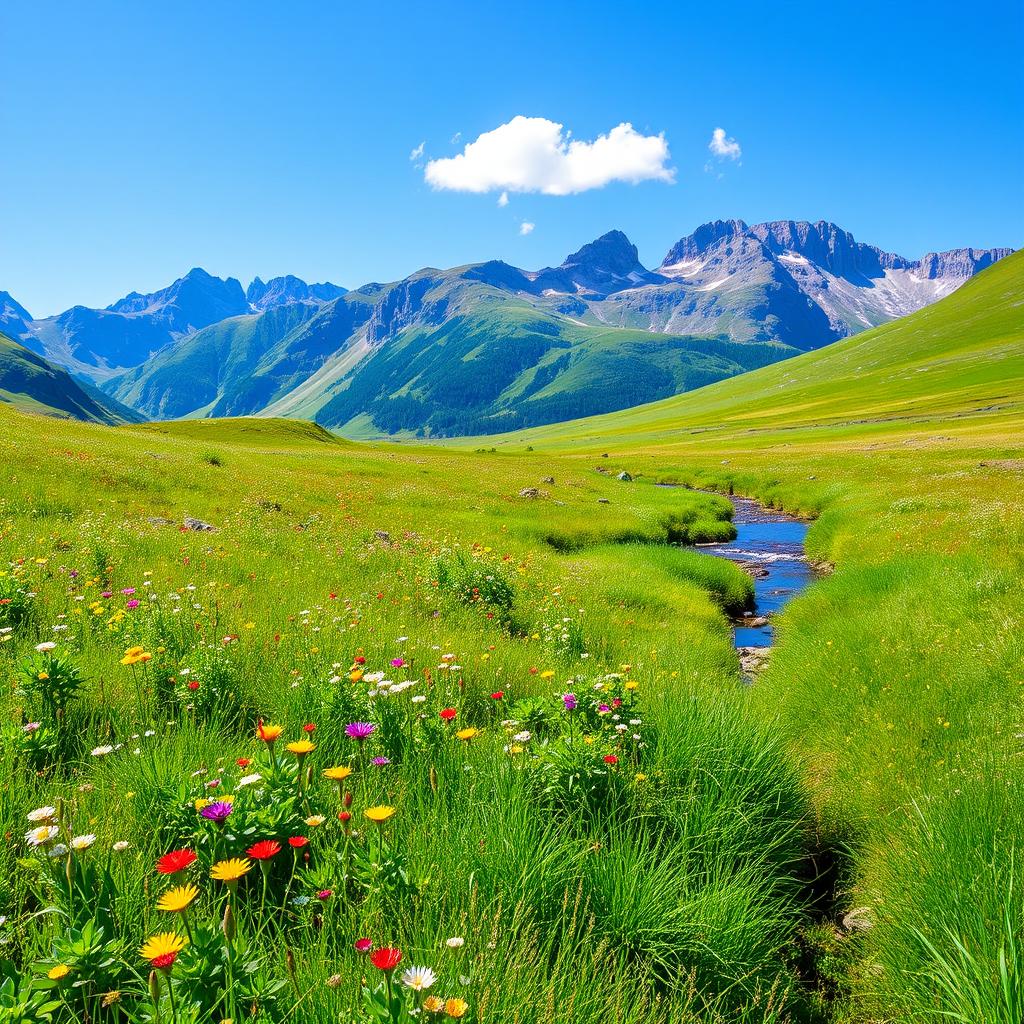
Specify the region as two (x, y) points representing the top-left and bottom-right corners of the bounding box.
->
(0, 330), (138, 424)
(492, 248), (1024, 1021)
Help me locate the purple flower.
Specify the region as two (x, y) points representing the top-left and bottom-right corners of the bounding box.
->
(345, 722), (376, 741)
(126, 599), (140, 609)
(598, 704), (610, 713)
(101, 591), (112, 599)
(370, 756), (391, 767)
(562, 693), (577, 711)
(390, 657), (405, 668)
(199, 801), (233, 824)
(122, 588), (136, 595)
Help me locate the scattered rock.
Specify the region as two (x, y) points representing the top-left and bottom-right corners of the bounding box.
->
(841, 907), (874, 933)
(553, 500), (566, 506)
(736, 559), (770, 580)
(737, 646), (771, 676)
(541, 476), (555, 484)
(616, 471), (633, 482)
(257, 499), (282, 511)
(183, 517), (215, 532)
(518, 487), (541, 499)
(597, 498), (611, 504)
(601, 453), (609, 458)
(746, 615), (769, 627)
(595, 466), (609, 474)
(374, 530), (392, 544)
(146, 516), (174, 527)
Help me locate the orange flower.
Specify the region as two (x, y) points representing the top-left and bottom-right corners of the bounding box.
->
(257, 720), (283, 743)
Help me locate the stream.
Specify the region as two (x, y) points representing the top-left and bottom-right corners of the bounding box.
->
(698, 495), (814, 652)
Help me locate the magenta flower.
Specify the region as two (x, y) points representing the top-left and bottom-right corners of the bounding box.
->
(345, 722), (376, 741)
(562, 693), (577, 711)
(370, 756), (391, 767)
(598, 704), (610, 713)
(390, 657), (405, 668)
(122, 588), (136, 595)
(101, 591), (112, 599)
(126, 599), (140, 609)
(199, 801), (233, 824)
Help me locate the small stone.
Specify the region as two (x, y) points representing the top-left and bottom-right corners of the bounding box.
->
(518, 487), (541, 499)
(616, 471), (633, 482)
(374, 530), (392, 543)
(541, 476), (555, 484)
(597, 498), (611, 504)
(182, 517), (215, 532)
(146, 517), (174, 526)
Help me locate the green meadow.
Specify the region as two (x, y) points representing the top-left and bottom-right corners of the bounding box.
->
(0, 251), (1021, 1022)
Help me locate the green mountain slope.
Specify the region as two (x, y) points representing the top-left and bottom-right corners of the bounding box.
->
(502, 248), (1024, 447)
(0, 331), (138, 424)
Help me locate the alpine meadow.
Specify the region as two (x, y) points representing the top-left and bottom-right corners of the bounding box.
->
(1, 3), (1022, 1022)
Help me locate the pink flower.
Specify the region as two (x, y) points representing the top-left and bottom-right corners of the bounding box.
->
(391, 657), (405, 668)
(355, 938), (373, 953)
(126, 599), (140, 609)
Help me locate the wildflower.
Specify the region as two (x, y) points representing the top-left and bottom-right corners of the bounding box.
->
(156, 849), (197, 875)
(444, 998), (469, 1018)
(439, 708), (458, 721)
(541, 670), (555, 680)
(27, 806), (57, 823)
(355, 937), (373, 953)
(101, 990), (121, 1007)
(25, 825), (60, 847)
(345, 721), (375, 741)
(199, 801), (233, 824)
(140, 932), (187, 970)
(491, 691), (504, 700)
(371, 947), (402, 971)
(401, 966), (437, 991)
(210, 858), (252, 882)
(256, 720), (283, 744)
(364, 805), (396, 824)
(236, 758), (251, 768)
(288, 836), (308, 849)
(634, 773), (647, 783)
(512, 731), (531, 743)
(326, 974), (342, 988)
(603, 754), (618, 765)
(455, 727), (478, 741)
(157, 885), (199, 913)
(34, 641), (56, 652)
(323, 765), (353, 782)
(303, 722), (317, 734)
(91, 745), (114, 757)
(237, 773), (262, 788)
(47, 964), (71, 980)
(370, 756), (391, 767)
(286, 739), (315, 757)
(70, 834), (97, 851)
(562, 693), (577, 710)
(113, 840), (131, 852)
(317, 889), (332, 901)
(445, 936), (465, 948)
(624, 680), (639, 691)
(391, 657), (405, 668)
(306, 815), (327, 828)
(246, 840), (281, 860)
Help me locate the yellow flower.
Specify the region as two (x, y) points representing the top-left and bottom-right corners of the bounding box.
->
(256, 722), (283, 743)
(540, 670), (555, 679)
(194, 798), (211, 812)
(210, 858), (252, 882)
(444, 998), (469, 1018)
(305, 815), (326, 827)
(349, 668), (364, 682)
(583, 735), (595, 745)
(139, 931), (187, 965)
(624, 681), (639, 691)
(363, 805), (396, 824)
(47, 964), (70, 980)
(285, 739), (315, 756)
(156, 884), (199, 913)
(455, 727), (479, 742)
(322, 765), (353, 782)
(634, 773), (648, 783)
(423, 996), (444, 1013)
(37, 672), (49, 681)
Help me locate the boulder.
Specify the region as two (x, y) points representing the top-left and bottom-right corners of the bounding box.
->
(518, 487), (541, 499)
(541, 476), (555, 484)
(616, 471), (633, 482)
(183, 517), (215, 532)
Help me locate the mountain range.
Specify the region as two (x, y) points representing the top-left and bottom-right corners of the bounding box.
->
(0, 220), (1012, 435)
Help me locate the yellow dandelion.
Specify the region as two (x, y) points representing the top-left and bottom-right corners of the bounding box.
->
(285, 739), (315, 756)
(363, 805), (396, 824)
(305, 815), (326, 827)
(322, 765), (353, 781)
(156, 884), (199, 913)
(444, 998), (469, 1018)
(139, 931), (187, 967)
(210, 858), (252, 882)
(424, 995), (444, 1013)
(455, 727), (479, 742)
(624, 680), (639, 691)
(540, 670), (555, 679)
(47, 964), (70, 980)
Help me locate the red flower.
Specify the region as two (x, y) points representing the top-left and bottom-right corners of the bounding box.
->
(151, 952), (180, 970)
(288, 836), (309, 849)
(370, 947), (402, 971)
(490, 691), (504, 700)
(187, 680), (200, 691)
(303, 722), (316, 734)
(317, 889), (332, 901)
(236, 758), (251, 768)
(354, 938), (372, 953)
(247, 839), (282, 860)
(603, 754), (618, 765)
(354, 655), (366, 665)
(529, 666), (538, 675)
(439, 708), (458, 721)
(338, 810), (352, 822)
(156, 849), (197, 875)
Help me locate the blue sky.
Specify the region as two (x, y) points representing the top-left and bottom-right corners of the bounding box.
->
(2, 0), (1022, 316)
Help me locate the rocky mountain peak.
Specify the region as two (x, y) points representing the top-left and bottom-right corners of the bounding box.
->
(661, 219), (751, 266)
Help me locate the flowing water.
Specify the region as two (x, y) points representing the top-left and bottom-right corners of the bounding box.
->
(699, 495), (814, 648)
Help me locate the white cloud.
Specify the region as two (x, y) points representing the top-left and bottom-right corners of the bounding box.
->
(497, 191), (509, 207)
(708, 127), (741, 161)
(519, 221), (535, 236)
(424, 115), (674, 196)
(409, 141), (425, 162)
